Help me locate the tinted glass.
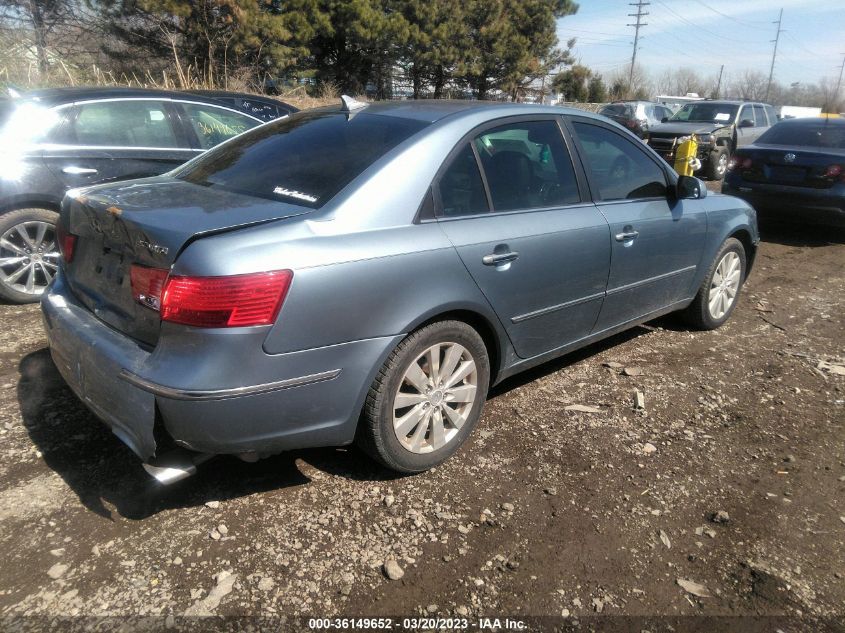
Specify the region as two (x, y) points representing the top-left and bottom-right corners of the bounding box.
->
(599, 104), (633, 118)
(756, 122), (845, 149)
(765, 105), (779, 124)
(73, 100), (179, 147)
(180, 103), (259, 149)
(753, 105), (767, 126)
(0, 102), (70, 145)
(670, 103), (739, 123)
(738, 105), (755, 126)
(177, 111), (428, 207)
(438, 143), (489, 217)
(573, 122), (667, 201)
(474, 120), (579, 211)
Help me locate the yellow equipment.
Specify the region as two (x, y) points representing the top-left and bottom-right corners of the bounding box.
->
(673, 135), (700, 177)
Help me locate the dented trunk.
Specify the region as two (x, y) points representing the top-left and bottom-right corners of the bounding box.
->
(61, 177), (312, 346)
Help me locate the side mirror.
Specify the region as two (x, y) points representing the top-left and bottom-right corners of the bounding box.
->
(739, 119), (754, 128)
(661, 116), (669, 123)
(677, 175), (706, 200)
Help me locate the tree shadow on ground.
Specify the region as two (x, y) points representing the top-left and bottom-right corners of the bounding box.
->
(757, 220), (845, 247)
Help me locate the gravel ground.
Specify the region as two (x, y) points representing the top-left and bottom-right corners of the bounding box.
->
(0, 213), (842, 631)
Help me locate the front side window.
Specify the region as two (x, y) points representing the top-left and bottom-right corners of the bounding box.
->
(572, 121), (668, 201)
(738, 105), (756, 126)
(473, 120), (580, 211)
(72, 100), (179, 148)
(177, 111), (428, 208)
(180, 103), (260, 149)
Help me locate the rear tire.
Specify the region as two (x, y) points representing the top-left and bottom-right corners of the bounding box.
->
(0, 208), (60, 304)
(706, 146), (729, 181)
(682, 237), (746, 330)
(357, 320), (490, 473)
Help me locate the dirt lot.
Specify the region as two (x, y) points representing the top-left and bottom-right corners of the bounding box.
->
(0, 214), (842, 631)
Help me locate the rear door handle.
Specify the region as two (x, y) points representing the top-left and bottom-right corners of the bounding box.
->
(62, 166), (98, 175)
(615, 229), (639, 242)
(482, 251), (519, 266)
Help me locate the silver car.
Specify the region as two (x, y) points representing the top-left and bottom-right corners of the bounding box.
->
(41, 98), (759, 481)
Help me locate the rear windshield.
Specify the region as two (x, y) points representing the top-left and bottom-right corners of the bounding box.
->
(756, 122), (845, 149)
(670, 103), (738, 123)
(599, 104), (632, 117)
(176, 111), (428, 207)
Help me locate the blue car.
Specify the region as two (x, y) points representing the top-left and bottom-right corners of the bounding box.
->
(722, 116), (845, 227)
(41, 98), (759, 481)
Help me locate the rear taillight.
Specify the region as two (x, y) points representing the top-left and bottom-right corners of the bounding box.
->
(160, 270), (293, 328)
(823, 164), (844, 181)
(130, 265), (169, 310)
(56, 224), (77, 263)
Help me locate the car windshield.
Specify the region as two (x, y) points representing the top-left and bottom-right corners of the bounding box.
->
(175, 110), (428, 207)
(756, 121), (845, 149)
(669, 103), (738, 123)
(599, 104), (632, 117)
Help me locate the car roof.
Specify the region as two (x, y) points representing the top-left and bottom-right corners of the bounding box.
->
(774, 116), (845, 126)
(17, 86), (242, 106)
(309, 99), (608, 124)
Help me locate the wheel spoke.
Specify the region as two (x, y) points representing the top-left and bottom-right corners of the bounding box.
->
(425, 344), (441, 384)
(447, 384), (476, 403)
(720, 291), (728, 316)
(430, 409), (446, 450)
(444, 359), (475, 389)
(709, 290), (722, 316)
(24, 264), (35, 292)
(5, 262), (30, 284)
(15, 225), (35, 249)
(403, 361), (430, 392)
(38, 262), (53, 283)
(0, 238), (26, 256)
(394, 403), (427, 437)
(34, 223), (47, 247)
(408, 410), (431, 452)
(439, 344), (463, 384)
(0, 256), (27, 267)
(441, 403), (466, 430)
(394, 391), (427, 409)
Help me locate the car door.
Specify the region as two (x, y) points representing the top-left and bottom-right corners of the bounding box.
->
(174, 101), (263, 150)
(42, 99), (198, 191)
(434, 117), (611, 359)
(735, 104), (760, 148)
(567, 117), (707, 332)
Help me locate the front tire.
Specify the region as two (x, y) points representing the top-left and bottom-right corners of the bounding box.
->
(682, 237), (746, 330)
(0, 208), (60, 304)
(357, 320), (490, 473)
(706, 146), (729, 181)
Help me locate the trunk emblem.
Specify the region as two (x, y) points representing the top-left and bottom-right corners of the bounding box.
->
(784, 153), (796, 163)
(138, 239), (169, 256)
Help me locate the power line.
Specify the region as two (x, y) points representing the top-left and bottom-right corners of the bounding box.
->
(835, 54), (845, 102)
(765, 8), (784, 101)
(627, 1), (649, 86)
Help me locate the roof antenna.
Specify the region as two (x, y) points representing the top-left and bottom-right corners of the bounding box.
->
(340, 94), (367, 120)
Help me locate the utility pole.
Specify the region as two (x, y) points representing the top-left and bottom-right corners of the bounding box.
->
(627, 1), (649, 92)
(765, 8), (784, 102)
(715, 64), (724, 99)
(835, 54), (845, 107)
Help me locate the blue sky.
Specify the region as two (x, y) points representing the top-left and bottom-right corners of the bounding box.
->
(555, 0), (844, 89)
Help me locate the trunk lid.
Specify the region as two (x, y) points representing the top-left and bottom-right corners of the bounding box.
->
(62, 177), (312, 346)
(737, 145), (844, 189)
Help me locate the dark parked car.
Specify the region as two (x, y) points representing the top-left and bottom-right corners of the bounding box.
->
(185, 89), (298, 121)
(597, 101), (675, 139)
(646, 100), (777, 180)
(722, 116), (845, 227)
(0, 87), (274, 303)
(42, 99), (758, 482)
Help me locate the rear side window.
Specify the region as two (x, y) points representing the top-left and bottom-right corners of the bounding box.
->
(473, 120), (580, 211)
(752, 105), (767, 126)
(438, 144), (489, 217)
(765, 105), (779, 124)
(599, 104), (632, 118)
(72, 100), (179, 148)
(177, 111), (428, 207)
(180, 103), (259, 149)
(572, 121), (667, 201)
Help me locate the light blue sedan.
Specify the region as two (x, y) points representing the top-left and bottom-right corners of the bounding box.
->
(41, 97), (759, 481)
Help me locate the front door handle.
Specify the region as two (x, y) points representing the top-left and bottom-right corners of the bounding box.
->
(482, 251), (519, 266)
(615, 229), (639, 242)
(62, 166), (98, 175)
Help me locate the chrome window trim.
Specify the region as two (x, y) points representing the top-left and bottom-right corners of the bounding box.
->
(119, 368), (342, 401)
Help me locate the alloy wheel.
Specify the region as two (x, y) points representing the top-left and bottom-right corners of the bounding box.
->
(716, 153), (728, 176)
(392, 342), (478, 454)
(0, 221), (60, 296)
(708, 251), (741, 320)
